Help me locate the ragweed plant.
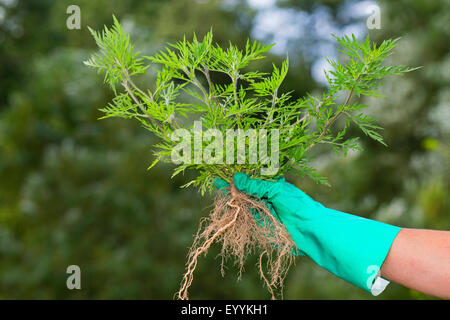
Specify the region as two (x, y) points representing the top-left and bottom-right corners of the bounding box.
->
(85, 16), (417, 299)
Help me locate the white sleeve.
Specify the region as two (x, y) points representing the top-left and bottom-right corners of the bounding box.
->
(371, 270), (390, 296)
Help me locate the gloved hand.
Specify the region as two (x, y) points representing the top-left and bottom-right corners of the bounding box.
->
(213, 172), (401, 295)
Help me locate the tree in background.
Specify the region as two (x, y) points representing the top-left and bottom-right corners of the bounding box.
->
(0, 0), (447, 299)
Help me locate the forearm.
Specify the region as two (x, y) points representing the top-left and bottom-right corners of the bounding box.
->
(381, 228), (450, 299)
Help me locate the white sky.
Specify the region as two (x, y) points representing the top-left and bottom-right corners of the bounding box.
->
(247, 0), (277, 9)
(246, 0), (379, 85)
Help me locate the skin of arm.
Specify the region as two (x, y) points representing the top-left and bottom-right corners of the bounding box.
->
(381, 228), (450, 299)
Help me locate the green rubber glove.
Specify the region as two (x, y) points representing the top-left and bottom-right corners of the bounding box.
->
(213, 172), (401, 295)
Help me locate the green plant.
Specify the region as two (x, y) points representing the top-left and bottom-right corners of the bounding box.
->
(85, 16), (417, 299)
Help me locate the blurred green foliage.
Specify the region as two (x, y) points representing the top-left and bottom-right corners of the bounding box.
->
(0, 0), (448, 299)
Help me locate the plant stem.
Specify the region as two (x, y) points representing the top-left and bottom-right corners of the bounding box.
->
(184, 68), (216, 125)
(304, 87), (355, 152)
(262, 87), (278, 129)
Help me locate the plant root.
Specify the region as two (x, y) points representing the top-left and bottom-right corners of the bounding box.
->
(176, 182), (296, 300)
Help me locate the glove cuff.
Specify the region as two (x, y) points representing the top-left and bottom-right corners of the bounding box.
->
(288, 207), (401, 294)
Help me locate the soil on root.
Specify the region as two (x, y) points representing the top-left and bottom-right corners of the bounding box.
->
(176, 183), (297, 300)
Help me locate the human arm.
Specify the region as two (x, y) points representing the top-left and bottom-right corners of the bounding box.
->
(381, 228), (450, 299)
